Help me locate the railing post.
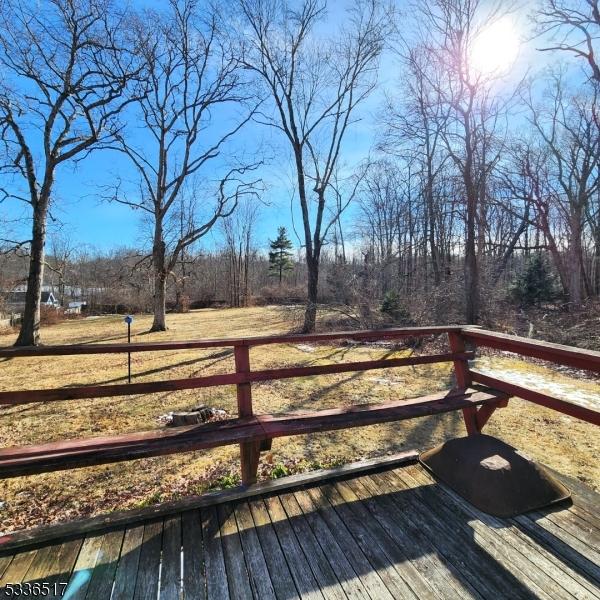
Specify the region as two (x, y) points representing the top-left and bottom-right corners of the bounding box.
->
(448, 331), (478, 435)
(234, 344), (260, 486)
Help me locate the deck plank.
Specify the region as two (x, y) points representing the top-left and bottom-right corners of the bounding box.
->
(160, 515), (182, 600)
(380, 469), (538, 599)
(539, 508), (600, 551)
(397, 467), (563, 600)
(64, 534), (104, 599)
(352, 474), (481, 600)
(201, 505), (230, 600)
(132, 519), (163, 600)
(0, 549), (37, 589)
(345, 475), (467, 600)
(294, 488), (394, 600)
(233, 501), (277, 600)
(217, 503), (252, 600)
(412, 465), (600, 600)
(182, 510), (206, 600)
(111, 525), (145, 599)
(324, 480), (422, 599)
(262, 495), (325, 600)
(247, 498), (301, 600)
(48, 539), (83, 599)
(308, 487), (420, 598)
(278, 492), (351, 600)
(84, 529), (124, 600)
(513, 511), (600, 585)
(0, 556), (13, 581)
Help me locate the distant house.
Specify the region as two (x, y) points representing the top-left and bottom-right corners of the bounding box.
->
(66, 300), (87, 315)
(2, 291), (60, 312)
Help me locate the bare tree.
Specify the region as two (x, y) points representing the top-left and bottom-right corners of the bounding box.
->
(238, 0), (391, 332)
(0, 0), (142, 345)
(524, 72), (600, 306)
(221, 200), (260, 307)
(46, 232), (76, 306)
(381, 44), (449, 286)
(537, 0), (600, 83)
(412, 0), (517, 323)
(111, 0), (262, 331)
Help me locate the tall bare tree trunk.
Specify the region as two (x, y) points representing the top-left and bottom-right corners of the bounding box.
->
(15, 199), (49, 346)
(465, 208), (479, 324)
(303, 256), (319, 333)
(464, 137), (480, 324)
(151, 221), (167, 332)
(568, 212), (583, 307)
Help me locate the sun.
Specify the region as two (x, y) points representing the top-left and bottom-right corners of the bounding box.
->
(470, 17), (520, 77)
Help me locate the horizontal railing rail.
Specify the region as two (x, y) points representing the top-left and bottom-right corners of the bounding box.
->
(0, 351), (473, 406)
(0, 324), (598, 486)
(470, 370), (600, 425)
(0, 325), (463, 357)
(462, 327), (600, 373)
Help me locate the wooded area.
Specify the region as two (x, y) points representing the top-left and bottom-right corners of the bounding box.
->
(1, 0), (599, 344)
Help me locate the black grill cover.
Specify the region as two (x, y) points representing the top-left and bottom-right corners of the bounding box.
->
(419, 434), (571, 517)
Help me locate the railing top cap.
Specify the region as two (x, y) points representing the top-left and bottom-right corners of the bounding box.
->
(0, 325), (466, 357)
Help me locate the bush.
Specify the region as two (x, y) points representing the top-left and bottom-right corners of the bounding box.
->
(380, 290), (414, 324)
(40, 305), (65, 325)
(258, 284), (305, 305)
(511, 253), (558, 306)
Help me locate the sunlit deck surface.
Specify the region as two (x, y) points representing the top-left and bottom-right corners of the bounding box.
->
(0, 458), (598, 599)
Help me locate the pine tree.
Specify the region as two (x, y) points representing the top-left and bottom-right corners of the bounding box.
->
(511, 253), (558, 306)
(268, 227), (294, 285)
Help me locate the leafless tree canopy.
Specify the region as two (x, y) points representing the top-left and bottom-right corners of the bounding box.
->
(238, 0), (392, 331)
(0, 0), (143, 345)
(108, 0), (263, 331)
(2, 0), (600, 339)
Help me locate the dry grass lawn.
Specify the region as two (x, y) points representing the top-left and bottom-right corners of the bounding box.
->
(0, 306), (598, 533)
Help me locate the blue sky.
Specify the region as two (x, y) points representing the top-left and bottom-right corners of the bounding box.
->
(0, 1), (567, 255)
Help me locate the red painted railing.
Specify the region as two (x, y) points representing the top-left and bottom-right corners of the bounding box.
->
(0, 326), (597, 484)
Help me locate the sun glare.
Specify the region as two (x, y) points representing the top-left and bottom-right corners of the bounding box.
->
(470, 17), (520, 77)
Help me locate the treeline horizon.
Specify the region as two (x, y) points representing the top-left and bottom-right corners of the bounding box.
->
(0, 0), (599, 344)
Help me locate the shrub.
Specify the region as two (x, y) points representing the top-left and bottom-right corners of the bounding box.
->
(40, 306), (64, 325)
(380, 290), (414, 324)
(511, 253), (558, 306)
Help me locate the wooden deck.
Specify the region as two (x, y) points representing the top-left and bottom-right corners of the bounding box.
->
(0, 459), (598, 599)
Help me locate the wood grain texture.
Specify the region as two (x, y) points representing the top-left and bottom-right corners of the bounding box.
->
(0, 461), (599, 599)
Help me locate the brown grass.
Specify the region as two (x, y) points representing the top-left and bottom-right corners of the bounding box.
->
(0, 306), (598, 533)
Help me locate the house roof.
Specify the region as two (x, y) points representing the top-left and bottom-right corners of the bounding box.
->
(3, 291), (56, 304)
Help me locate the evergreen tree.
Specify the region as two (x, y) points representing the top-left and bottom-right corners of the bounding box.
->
(269, 227), (294, 285)
(511, 253), (558, 306)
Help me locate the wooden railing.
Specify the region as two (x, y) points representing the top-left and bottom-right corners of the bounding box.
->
(0, 325), (598, 485)
(462, 327), (600, 425)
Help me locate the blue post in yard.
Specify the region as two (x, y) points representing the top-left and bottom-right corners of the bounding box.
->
(124, 315), (134, 383)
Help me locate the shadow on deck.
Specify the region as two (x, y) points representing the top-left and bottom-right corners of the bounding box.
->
(0, 457), (598, 599)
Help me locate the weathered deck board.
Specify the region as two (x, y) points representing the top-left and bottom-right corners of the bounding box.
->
(233, 502), (277, 600)
(0, 461), (598, 599)
(247, 498), (300, 600)
(317, 481), (420, 599)
(111, 525), (144, 599)
(181, 510), (206, 599)
(301, 486), (397, 600)
(132, 519), (163, 600)
(411, 465), (600, 600)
